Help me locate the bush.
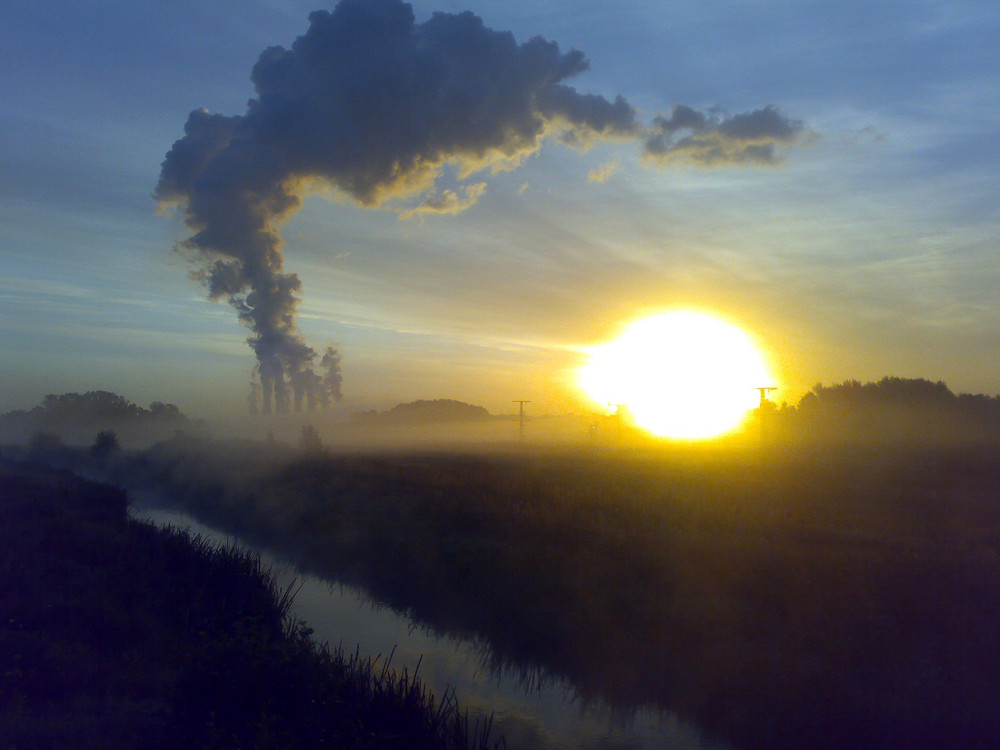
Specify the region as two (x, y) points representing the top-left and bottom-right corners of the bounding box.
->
(90, 430), (120, 460)
(298, 425), (325, 454)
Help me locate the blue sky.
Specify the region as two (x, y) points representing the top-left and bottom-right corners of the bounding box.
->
(2, 1), (998, 419)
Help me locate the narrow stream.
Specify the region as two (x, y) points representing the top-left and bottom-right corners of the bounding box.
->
(130, 499), (731, 750)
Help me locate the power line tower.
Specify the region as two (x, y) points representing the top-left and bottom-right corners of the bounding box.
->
(755, 387), (777, 443)
(755, 387), (777, 407)
(513, 400), (530, 441)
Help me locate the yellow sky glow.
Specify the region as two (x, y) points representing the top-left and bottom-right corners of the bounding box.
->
(577, 310), (774, 439)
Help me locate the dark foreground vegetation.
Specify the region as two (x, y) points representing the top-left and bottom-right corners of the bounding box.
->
(0, 460), (498, 750)
(89, 433), (1000, 750)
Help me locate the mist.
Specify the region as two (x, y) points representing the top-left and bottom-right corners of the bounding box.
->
(8, 374), (1000, 748)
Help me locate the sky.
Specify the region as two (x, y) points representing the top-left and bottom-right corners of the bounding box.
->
(2, 0), (998, 421)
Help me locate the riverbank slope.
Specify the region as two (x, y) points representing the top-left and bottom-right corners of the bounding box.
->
(0, 460), (494, 749)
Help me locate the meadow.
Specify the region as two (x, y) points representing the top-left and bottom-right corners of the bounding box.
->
(108, 433), (1000, 750)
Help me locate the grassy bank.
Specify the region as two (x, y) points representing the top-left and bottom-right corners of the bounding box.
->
(110, 436), (1000, 750)
(0, 460), (498, 750)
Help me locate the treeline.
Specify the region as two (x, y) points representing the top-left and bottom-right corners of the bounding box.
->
(0, 391), (197, 446)
(352, 399), (493, 426)
(766, 377), (1000, 444)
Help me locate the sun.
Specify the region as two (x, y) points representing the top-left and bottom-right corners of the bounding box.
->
(578, 310), (773, 439)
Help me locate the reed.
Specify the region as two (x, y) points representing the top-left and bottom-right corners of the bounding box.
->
(0, 459), (501, 750)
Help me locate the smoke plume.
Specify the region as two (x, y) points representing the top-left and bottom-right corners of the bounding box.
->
(156, 0), (805, 412)
(644, 104), (805, 166)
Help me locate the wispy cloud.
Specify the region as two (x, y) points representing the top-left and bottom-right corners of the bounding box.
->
(588, 160), (619, 183)
(398, 183), (488, 220)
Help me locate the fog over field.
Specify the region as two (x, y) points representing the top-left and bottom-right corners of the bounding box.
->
(6, 378), (1000, 748)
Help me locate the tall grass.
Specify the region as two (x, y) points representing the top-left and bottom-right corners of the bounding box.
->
(0, 459), (501, 750)
(111, 436), (1000, 750)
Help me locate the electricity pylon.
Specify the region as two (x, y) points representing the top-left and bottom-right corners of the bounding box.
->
(513, 400), (530, 441)
(755, 387), (777, 407)
(755, 387), (777, 443)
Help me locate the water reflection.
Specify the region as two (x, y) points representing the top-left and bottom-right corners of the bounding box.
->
(130, 501), (729, 750)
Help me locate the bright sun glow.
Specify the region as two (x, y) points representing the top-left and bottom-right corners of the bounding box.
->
(578, 310), (773, 439)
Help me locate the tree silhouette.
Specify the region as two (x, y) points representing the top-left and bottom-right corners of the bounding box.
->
(91, 430), (120, 460)
(778, 377), (1000, 444)
(0, 391), (193, 444)
(299, 425), (325, 454)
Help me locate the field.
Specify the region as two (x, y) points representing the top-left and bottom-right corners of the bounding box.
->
(107, 435), (1000, 750)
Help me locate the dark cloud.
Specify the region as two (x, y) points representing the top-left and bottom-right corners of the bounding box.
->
(156, 0), (805, 411)
(645, 104), (807, 166)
